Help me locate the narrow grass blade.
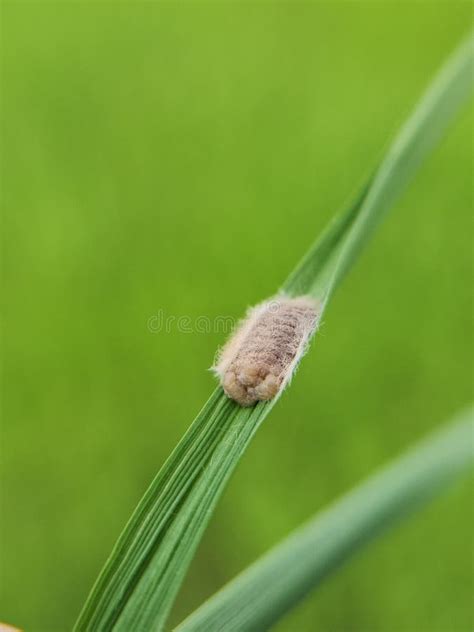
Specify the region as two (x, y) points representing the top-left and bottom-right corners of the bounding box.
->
(283, 33), (473, 304)
(176, 408), (474, 632)
(74, 35), (473, 632)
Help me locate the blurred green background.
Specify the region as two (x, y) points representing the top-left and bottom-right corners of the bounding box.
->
(2, 2), (473, 631)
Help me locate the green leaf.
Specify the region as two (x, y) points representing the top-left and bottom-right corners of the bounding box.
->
(176, 408), (474, 632)
(74, 34), (473, 632)
(283, 34), (473, 303)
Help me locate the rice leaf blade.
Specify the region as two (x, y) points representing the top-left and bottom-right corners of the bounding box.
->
(176, 409), (474, 632)
(74, 35), (473, 632)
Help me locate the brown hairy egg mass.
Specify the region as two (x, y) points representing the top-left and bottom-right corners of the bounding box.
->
(213, 295), (319, 406)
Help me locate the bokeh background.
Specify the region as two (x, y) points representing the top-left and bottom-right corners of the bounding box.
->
(2, 2), (473, 631)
